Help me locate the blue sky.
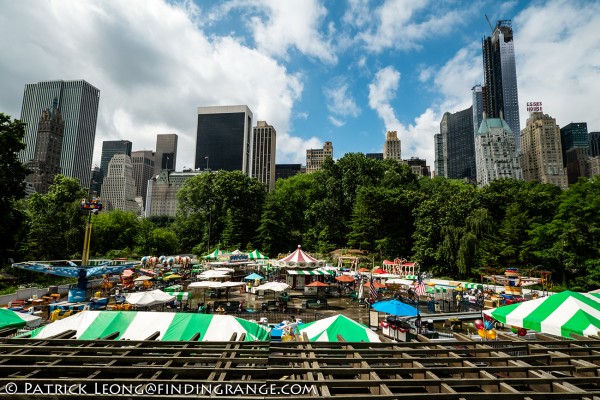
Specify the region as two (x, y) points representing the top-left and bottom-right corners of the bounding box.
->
(1, 0), (599, 172)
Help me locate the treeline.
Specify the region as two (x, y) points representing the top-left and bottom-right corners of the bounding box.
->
(2, 113), (600, 290)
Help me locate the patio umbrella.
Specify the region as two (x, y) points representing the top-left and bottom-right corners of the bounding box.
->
(22, 311), (270, 341)
(306, 280), (329, 297)
(254, 282), (290, 292)
(298, 314), (381, 342)
(484, 291), (600, 339)
(335, 275), (355, 283)
(371, 299), (419, 317)
(244, 273), (264, 281)
(133, 275), (152, 282)
(0, 308), (42, 330)
(197, 270), (230, 279)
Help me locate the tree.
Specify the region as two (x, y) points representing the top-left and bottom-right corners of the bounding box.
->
(90, 210), (141, 256)
(23, 175), (87, 260)
(0, 113), (30, 263)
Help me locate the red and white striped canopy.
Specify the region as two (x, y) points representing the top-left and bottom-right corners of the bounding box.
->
(280, 245), (319, 263)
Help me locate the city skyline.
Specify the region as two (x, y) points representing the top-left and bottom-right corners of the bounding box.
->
(1, 0), (599, 173)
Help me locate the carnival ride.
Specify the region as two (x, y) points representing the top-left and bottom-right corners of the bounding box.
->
(483, 267), (551, 295)
(12, 260), (135, 302)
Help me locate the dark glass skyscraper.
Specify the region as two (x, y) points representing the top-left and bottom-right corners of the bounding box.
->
(20, 80), (100, 188)
(482, 20), (521, 152)
(560, 122), (589, 166)
(195, 105), (253, 174)
(590, 131), (600, 158)
(437, 107), (476, 180)
(154, 134), (178, 175)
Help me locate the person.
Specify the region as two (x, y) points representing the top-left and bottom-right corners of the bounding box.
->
(415, 315), (422, 334)
(198, 303), (205, 313)
(206, 303), (212, 314)
(455, 293), (461, 311)
(216, 305), (225, 314)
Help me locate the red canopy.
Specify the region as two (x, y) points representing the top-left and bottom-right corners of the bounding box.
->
(372, 268), (387, 274)
(382, 260), (395, 265)
(335, 275), (355, 283)
(306, 281), (329, 287)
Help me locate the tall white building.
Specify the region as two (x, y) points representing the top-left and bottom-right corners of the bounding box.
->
(383, 131), (401, 161)
(475, 117), (522, 187)
(100, 154), (139, 213)
(251, 121), (276, 191)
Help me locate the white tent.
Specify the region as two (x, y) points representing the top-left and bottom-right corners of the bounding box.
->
(125, 289), (175, 307)
(197, 270), (231, 280)
(254, 282), (290, 292)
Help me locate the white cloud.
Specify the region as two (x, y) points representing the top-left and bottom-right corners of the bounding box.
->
(514, 0), (600, 129)
(328, 116), (345, 127)
(228, 0), (337, 64)
(0, 0), (320, 168)
(357, 0), (468, 53)
(368, 66), (401, 128)
(324, 78), (360, 121)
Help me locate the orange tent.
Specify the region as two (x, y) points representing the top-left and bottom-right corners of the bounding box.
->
(335, 275), (355, 283)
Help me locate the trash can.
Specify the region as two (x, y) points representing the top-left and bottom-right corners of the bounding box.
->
(427, 319), (434, 330)
(434, 302), (441, 312)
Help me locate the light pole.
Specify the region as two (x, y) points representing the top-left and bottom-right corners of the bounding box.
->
(80, 198), (102, 266)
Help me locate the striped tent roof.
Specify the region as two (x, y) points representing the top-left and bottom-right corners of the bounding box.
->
(170, 292), (190, 301)
(484, 291), (600, 339)
(24, 311), (270, 341)
(298, 314), (381, 342)
(286, 270), (334, 275)
(279, 245), (318, 264)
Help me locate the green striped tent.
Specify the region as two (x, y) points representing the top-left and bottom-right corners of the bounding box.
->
(203, 249), (224, 259)
(286, 270), (334, 275)
(484, 291), (600, 339)
(298, 314), (381, 342)
(170, 292), (190, 301)
(426, 286), (449, 293)
(0, 309), (41, 330)
(248, 249), (268, 260)
(164, 285), (183, 293)
(22, 311), (270, 341)
(405, 275), (419, 280)
(463, 283), (483, 290)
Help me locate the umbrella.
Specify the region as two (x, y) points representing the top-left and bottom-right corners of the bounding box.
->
(298, 314), (381, 342)
(357, 268), (370, 273)
(134, 275), (153, 282)
(125, 289), (175, 307)
(364, 281), (385, 289)
(248, 249), (268, 260)
(372, 268), (387, 274)
(0, 308), (42, 330)
(335, 275), (355, 283)
(306, 281), (329, 296)
(163, 274), (182, 281)
(484, 291), (600, 339)
(197, 270), (230, 279)
(22, 311), (270, 341)
(371, 299), (419, 317)
(244, 273), (264, 280)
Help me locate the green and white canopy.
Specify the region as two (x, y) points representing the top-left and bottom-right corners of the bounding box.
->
(298, 314), (381, 342)
(203, 249), (224, 259)
(462, 282), (483, 290)
(0, 309), (42, 330)
(170, 292), (190, 301)
(484, 291), (600, 339)
(426, 286), (449, 293)
(286, 269), (334, 275)
(248, 249), (268, 260)
(24, 311), (270, 341)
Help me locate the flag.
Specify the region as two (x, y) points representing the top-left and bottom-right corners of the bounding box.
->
(415, 281), (426, 297)
(369, 278), (378, 302)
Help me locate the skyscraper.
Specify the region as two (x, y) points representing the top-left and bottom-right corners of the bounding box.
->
(195, 105), (253, 174)
(482, 20), (521, 152)
(145, 169), (204, 217)
(131, 150), (155, 208)
(590, 131), (600, 158)
(100, 154), (138, 213)
(20, 80), (100, 188)
(472, 85), (484, 135)
(100, 140), (132, 188)
(519, 112), (567, 189)
(438, 107), (476, 180)
(154, 134), (178, 175)
(474, 117), (522, 186)
(434, 133), (445, 177)
(306, 141), (333, 173)
(560, 122), (589, 184)
(383, 131), (401, 161)
(251, 121), (276, 191)
(25, 98), (65, 194)
(275, 164), (302, 181)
